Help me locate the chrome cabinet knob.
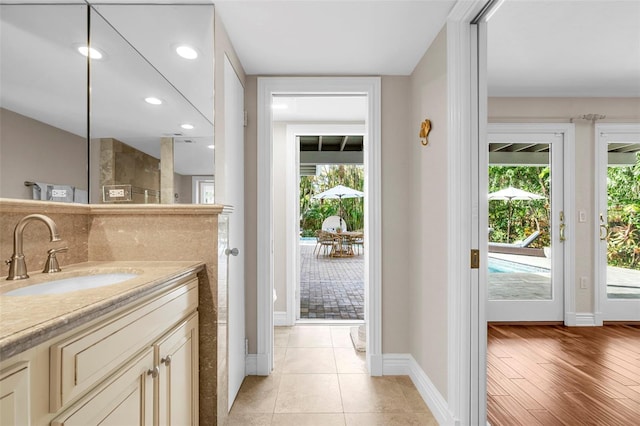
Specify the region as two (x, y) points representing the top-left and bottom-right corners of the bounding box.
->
(225, 248), (239, 256)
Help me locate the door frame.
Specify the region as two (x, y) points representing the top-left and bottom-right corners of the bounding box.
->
(257, 77), (382, 375)
(485, 124), (575, 323)
(283, 123), (366, 325)
(594, 123), (640, 322)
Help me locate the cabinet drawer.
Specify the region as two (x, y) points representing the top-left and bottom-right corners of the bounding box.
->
(50, 278), (198, 411)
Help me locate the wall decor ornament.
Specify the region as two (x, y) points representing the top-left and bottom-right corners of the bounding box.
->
(420, 118), (432, 146)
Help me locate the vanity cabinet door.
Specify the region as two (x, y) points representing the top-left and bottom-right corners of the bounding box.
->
(51, 348), (154, 426)
(156, 312), (199, 426)
(0, 363), (29, 426)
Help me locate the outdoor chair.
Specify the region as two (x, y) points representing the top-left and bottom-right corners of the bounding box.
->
(315, 230), (337, 257)
(350, 232), (364, 255)
(489, 230), (541, 249)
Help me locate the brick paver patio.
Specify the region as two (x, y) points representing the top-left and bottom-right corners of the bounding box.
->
(299, 242), (364, 320)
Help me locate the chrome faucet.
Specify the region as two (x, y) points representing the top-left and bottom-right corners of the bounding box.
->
(5, 214), (61, 280)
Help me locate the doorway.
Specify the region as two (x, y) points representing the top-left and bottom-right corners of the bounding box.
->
(486, 125), (573, 322)
(257, 77), (382, 376)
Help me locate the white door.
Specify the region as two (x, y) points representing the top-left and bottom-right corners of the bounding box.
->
(486, 127), (568, 322)
(224, 55), (245, 409)
(596, 124), (640, 321)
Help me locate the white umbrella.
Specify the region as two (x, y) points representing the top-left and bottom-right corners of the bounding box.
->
(488, 186), (544, 243)
(313, 184), (364, 229)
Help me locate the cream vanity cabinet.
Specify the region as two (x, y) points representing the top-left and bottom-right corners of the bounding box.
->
(0, 272), (199, 426)
(0, 362), (30, 425)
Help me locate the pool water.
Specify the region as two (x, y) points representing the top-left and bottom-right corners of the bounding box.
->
(488, 257), (550, 274)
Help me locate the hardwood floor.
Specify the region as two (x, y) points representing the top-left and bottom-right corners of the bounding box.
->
(487, 324), (640, 425)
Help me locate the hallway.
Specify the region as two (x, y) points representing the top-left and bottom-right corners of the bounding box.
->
(226, 325), (437, 425)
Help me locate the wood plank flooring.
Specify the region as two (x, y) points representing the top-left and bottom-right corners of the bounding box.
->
(487, 324), (640, 425)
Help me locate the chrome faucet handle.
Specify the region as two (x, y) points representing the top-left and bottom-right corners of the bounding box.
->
(43, 247), (68, 274)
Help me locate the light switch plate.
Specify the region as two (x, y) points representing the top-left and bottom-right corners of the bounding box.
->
(579, 210), (587, 223)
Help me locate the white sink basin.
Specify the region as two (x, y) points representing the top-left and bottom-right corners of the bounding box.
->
(4, 273), (138, 296)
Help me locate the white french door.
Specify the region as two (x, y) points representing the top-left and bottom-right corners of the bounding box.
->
(486, 125), (572, 322)
(595, 124), (640, 321)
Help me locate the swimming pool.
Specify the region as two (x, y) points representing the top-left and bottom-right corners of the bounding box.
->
(488, 257), (550, 274)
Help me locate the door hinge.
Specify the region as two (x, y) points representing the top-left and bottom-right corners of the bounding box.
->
(470, 249), (480, 269)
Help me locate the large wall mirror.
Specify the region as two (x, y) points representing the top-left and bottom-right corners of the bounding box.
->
(0, 2), (215, 204)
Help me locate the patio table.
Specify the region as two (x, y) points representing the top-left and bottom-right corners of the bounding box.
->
(326, 230), (363, 257)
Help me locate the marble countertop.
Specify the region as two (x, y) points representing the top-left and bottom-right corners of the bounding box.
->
(0, 260), (204, 361)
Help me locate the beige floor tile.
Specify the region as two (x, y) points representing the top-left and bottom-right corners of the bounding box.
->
(271, 413), (346, 426)
(230, 375), (281, 413)
(414, 412), (440, 425)
(287, 326), (333, 347)
(339, 374), (410, 413)
(392, 376), (431, 413)
(282, 347), (337, 374)
(273, 346), (287, 375)
(330, 327), (355, 348)
(333, 348), (367, 374)
(275, 331), (291, 348)
(344, 413), (435, 426)
(275, 374), (343, 413)
(225, 412), (273, 425)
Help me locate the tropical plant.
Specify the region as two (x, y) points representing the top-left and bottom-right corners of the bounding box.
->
(606, 154), (640, 270)
(300, 165), (364, 234)
(488, 166), (550, 248)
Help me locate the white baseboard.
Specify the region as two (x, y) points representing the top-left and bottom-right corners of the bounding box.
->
(566, 312), (598, 326)
(383, 354), (453, 425)
(245, 354), (257, 375)
(274, 311), (288, 326)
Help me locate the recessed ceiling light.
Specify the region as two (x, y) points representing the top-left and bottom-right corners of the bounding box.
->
(145, 97), (163, 105)
(181, 123), (194, 130)
(176, 45), (198, 60)
(207, 145), (215, 149)
(271, 104), (288, 110)
(77, 46), (103, 59)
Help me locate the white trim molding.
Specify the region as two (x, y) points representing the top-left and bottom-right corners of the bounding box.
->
(274, 311), (288, 327)
(257, 77), (382, 376)
(245, 354), (257, 376)
(568, 313), (598, 327)
(383, 354), (454, 426)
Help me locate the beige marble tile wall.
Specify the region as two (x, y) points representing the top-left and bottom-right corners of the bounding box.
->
(87, 204), (222, 425)
(0, 199), (89, 279)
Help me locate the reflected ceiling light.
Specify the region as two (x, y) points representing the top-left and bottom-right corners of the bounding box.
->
(145, 97), (163, 105)
(77, 46), (103, 59)
(176, 45), (198, 60)
(207, 145), (215, 149)
(271, 103), (288, 110)
(181, 123), (194, 130)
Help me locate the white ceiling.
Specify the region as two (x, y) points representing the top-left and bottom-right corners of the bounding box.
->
(488, 0), (640, 97)
(213, 0), (457, 75)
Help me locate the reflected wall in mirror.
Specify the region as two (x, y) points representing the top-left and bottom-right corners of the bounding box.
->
(0, 3), (215, 205)
(0, 4), (88, 202)
(89, 4), (215, 204)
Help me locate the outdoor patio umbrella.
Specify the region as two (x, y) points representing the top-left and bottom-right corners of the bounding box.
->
(312, 184), (364, 229)
(488, 186), (545, 243)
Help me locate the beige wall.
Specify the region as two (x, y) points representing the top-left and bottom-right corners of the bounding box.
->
(273, 123), (288, 312)
(488, 97), (640, 313)
(0, 108), (87, 200)
(380, 76), (412, 353)
(407, 26), (449, 398)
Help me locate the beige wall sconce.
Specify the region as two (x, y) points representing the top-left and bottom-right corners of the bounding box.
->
(419, 118), (432, 146)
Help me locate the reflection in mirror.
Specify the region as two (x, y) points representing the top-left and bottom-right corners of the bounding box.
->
(89, 4), (215, 204)
(0, 4), (88, 202)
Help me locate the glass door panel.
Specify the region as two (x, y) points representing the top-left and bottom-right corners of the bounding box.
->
(487, 130), (564, 322)
(597, 124), (640, 321)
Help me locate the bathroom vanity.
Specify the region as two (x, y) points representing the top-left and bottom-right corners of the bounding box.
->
(0, 261), (202, 425)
